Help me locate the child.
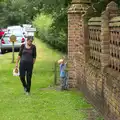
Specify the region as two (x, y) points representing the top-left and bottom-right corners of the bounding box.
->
(58, 58), (68, 90)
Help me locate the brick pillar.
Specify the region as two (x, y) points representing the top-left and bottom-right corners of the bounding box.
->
(100, 11), (110, 71)
(100, 2), (119, 119)
(101, 1), (118, 71)
(68, 5), (81, 88)
(68, 0), (91, 88)
(82, 15), (90, 63)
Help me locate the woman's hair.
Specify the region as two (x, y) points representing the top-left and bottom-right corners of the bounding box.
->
(27, 36), (33, 41)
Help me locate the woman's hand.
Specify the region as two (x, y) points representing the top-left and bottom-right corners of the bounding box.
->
(15, 63), (18, 68)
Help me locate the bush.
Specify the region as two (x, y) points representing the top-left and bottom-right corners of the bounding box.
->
(33, 13), (67, 53)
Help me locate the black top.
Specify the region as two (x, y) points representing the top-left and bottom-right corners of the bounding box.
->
(19, 44), (36, 62)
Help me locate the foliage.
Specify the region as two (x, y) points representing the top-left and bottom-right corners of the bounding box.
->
(0, 0), (43, 27)
(32, 0), (70, 52)
(33, 14), (53, 44)
(32, 13), (67, 52)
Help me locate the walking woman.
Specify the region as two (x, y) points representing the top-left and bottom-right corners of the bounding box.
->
(16, 36), (36, 95)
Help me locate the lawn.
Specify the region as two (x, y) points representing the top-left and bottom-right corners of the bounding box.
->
(0, 38), (93, 120)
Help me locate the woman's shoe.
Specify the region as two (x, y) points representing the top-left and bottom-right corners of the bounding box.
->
(24, 88), (27, 93)
(26, 92), (30, 95)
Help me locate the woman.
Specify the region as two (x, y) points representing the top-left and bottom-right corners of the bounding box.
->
(16, 36), (36, 95)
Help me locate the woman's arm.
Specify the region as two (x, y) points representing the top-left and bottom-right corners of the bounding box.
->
(33, 45), (37, 64)
(16, 56), (20, 68)
(16, 44), (24, 67)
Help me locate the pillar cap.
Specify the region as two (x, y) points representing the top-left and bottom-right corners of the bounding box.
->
(68, 0), (91, 14)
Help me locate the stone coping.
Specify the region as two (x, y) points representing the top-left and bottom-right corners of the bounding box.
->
(109, 16), (120, 27)
(88, 17), (101, 26)
(72, 0), (91, 4)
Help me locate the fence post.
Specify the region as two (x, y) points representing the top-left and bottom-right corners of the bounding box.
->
(54, 61), (57, 85)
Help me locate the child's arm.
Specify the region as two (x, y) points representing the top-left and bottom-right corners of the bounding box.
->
(65, 62), (69, 72)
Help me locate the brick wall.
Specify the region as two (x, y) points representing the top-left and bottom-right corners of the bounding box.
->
(68, 1), (120, 119)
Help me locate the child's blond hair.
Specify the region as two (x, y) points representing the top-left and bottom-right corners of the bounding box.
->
(58, 59), (64, 64)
